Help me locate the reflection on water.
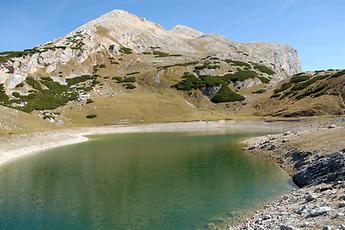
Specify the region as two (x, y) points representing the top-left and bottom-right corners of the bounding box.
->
(0, 132), (292, 230)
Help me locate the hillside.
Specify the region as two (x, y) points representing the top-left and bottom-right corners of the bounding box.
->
(251, 69), (345, 117)
(0, 9), (318, 131)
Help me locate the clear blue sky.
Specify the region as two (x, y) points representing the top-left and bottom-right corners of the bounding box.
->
(0, 0), (344, 71)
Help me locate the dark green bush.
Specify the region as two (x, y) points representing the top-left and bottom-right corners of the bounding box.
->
(66, 75), (92, 86)
(12, 92), (21, 98)
(211, 86), (245, 103)
(274, 83), (291, 93)
(124, 84), (136, 89)
(122, 77), (136, 83)
(223, 70), (257, 83)
(119, 47), (133, 54)
(86, 114), (97, 119)
(200, 76), (225, 87)
(290, 75), (310, 83)
(173, 73), (204, 90)
(258, 77), (270, 84)
(226, 60), (251, 68)
(127, 72), (140, 76)
(153, 51), (170, 57)
(0, 84), (9, 104)
(254, 64), (275, 75)
(252, 89), (266, 94)
(331, 69), (345, 78)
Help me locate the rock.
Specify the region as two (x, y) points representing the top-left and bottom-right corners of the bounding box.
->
(280, 225), (294, 230)
(295, 205), (308, 215)
(335, 212), (344, 218)
(338, 202), (345, 208)
(305, 192), (317, 202)
(262, 214), (271, 220)
(327, 125), (336, 129)
(301, 221), (310, 227)
(323, 226), (332, 230)
(309, 206), (331, 217)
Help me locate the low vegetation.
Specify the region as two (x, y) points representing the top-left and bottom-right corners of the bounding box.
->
(253, 64), (276, 75)
(119, 47), (133, 54)
(211, 85), (245, 103)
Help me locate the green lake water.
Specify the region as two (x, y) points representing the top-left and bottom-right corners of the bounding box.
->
(0, 131), (293, 229)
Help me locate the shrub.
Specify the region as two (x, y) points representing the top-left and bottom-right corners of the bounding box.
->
(258, 76), (270, 84)
(226, 60), (251, 68)
(173, 73), (204, 90)
(12, 92), (21, 98)
(119, 47), (133, 54)
(153, 51), (170, 57)
(124, 84), (136, 89)
(86, 114), (97, 119)
(223, 70), (257, 83)
(274, 83), (291, 93)
(86, 99), (94, 104)
(66, 75), (92, 86)
(200, 76), (225, 87)
(254, 64), (276, 75)
(0, 84), (9, 104)
(112, 77), (123, 83)
(290, 75), (310, 83)
(26, 77), (43, 90)
(127, 72), (140, 76)
(211, 86), (245, 103)
(122, 77), (136, 83)
(331, 69), (345, 78)
(252, 89), (266, 94)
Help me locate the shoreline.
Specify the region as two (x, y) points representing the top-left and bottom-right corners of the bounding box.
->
(0, 119), (292, 168)
(227, 117), (345, 230)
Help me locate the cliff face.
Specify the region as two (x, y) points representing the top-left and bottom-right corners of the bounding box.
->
(0, 10), (301, 90)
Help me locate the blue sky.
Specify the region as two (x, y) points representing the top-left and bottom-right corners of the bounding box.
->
(0, 0), (344, 71)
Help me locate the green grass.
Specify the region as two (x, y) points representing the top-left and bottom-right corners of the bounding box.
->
(211, 86), (245, 103)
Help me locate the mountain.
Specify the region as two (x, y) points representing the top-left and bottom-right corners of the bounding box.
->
(0, 9), (326, 129)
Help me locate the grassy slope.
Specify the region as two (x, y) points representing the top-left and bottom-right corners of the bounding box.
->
(58, 89), (231, 126)
(0, 105), (58, 136)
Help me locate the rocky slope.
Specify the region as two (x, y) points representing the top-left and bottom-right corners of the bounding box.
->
(0, 9), (304, 127)
(228, 118), (345, 230)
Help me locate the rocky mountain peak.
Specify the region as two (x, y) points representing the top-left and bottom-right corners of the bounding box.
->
(170, 25), (204, 39)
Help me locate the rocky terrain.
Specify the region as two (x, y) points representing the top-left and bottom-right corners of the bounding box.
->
(226, 118), (345, 230)
(0, 9), (307, 132)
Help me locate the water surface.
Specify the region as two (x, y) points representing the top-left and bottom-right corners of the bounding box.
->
(0, 131), (293, 229)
